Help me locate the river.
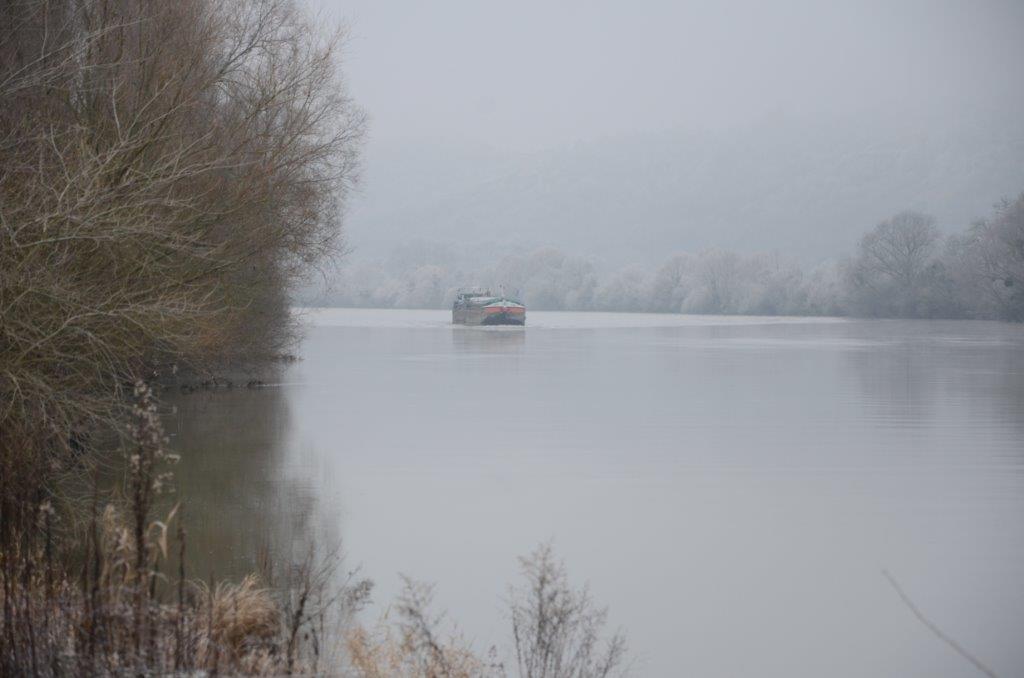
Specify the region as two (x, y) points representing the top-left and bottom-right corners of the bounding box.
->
(164, 308), (1024, 677)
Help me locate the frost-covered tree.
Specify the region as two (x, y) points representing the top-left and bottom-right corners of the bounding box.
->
(972, 194), (1024, 321)
(490, 248), (598, 310)
(681, 250), (742, 313)
(594, 268), (649, 312)
(648, 254), (698, 312)
(843, 211), (942, 317)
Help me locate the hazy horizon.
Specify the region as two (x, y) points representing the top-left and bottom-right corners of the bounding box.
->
(306, 0), (1024, 274)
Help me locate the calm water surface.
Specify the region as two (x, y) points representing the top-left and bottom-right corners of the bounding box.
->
(166, 308), (1024, 677)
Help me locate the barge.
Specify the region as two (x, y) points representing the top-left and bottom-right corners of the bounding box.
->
(452, 288), (526, 326)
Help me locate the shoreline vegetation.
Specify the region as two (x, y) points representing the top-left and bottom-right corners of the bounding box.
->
(3, 381), (628, 676)
(319, 200), (1024, 323)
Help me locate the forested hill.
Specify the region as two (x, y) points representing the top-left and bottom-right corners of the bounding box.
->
(346, 117), (1024, 264)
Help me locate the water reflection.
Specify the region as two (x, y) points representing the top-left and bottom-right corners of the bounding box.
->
(846, 335), (938, 424)
(450, 326), (526, 354)
(843, 320), (1024, 461)
(165, 381), (334, 579)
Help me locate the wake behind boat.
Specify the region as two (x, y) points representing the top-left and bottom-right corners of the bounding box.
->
(452, 288), (526, 326)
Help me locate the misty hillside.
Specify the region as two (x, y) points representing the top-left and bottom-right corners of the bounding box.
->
(347, 118), (1024, 265)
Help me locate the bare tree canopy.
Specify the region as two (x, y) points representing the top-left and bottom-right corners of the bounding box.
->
(972, 196), (1024, 320)
(855, 212), (940, 285)
(0, 0), (364, 569)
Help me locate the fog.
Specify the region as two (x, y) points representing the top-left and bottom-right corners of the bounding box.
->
(307, 0), (1024, 268)
(321, 0), (1024, 149)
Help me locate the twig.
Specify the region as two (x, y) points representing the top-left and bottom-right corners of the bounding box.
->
(882, 569), (999, 678)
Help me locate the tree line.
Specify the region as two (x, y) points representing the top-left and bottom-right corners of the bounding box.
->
(322, 195), (1024, 322)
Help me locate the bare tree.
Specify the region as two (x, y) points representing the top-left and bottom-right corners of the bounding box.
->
(844, 211), (941, 316)
(0, 0), (365, 628)
(0, 0), (364, 465)
(857, 211), (940, 285)
(648, 254), (697, 313)
(972, 194), (1024, 321)
(688, 249), (742, 313)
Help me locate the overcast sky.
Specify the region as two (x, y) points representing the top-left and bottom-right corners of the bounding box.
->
(300, 0), (1024, 265)
(311, 0), (1024, 152)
